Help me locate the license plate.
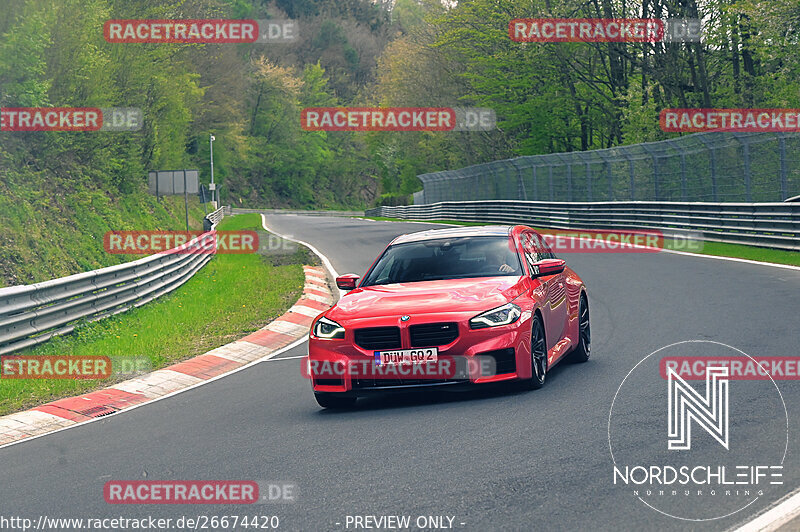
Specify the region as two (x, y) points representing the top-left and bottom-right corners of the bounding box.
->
(374, 348), (438, 366)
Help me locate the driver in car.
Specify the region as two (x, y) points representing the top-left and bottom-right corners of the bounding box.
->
(485, 250), (517, 273)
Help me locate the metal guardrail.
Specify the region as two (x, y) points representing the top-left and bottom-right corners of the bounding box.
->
(366, 201), (800, 251)
(231, 207), (363, 217)
(0, 206), (225, 356)
(207, 206), (225, 226)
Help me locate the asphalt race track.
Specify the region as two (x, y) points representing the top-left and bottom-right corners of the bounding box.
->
(1, 213), (798, 531)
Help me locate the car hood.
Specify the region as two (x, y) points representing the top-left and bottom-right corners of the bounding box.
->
(327, 277), (525, 322)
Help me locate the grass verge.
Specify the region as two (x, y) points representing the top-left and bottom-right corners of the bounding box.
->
(0, 213), (312, 416)
(361, 216), (800, 267)
(0, 180), (208, 288)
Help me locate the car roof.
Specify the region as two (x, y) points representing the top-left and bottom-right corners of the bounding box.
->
(391, 225), (517, 245)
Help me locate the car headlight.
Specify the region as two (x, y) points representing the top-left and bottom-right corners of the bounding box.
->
(470, 303), (521, 329)
(314, 316), (345, 339)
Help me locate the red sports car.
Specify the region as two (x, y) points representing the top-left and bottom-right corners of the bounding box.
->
(307, 225), (590, 409)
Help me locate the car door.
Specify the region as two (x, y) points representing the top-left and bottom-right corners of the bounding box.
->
(520, 231), (561, 351)
(536, 235), (568, 346)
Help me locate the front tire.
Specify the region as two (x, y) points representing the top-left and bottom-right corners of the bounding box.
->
(314, 393), (357, 409)
(570, 294), (591, 363)
(525, 314), (547, 390)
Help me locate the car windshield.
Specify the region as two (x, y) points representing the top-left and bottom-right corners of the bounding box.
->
(361, 236), (522, 286)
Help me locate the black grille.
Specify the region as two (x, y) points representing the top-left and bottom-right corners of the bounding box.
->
(354, 327), (401, 350)
(75, 405), (119, 418)
(409, 322), (459, 347)
(482, 348), (516, 375)
(352, 378), (468, 389)
(315, 378), (343, 386)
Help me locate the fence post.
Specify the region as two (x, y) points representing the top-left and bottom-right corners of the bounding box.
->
(640, 143), (660, 200)
(628, 157), (635, 200)
(607, 160), (613, 201)
(566, 162), (573, 201)
(695, 133), (718, 201)
(664, 138), (687, 201)
(779, 134), (788, 200)
(743, 141), (752, 201)
(489, 166), (500, 200)
(183, 170), (189, 231)
(532, 165), (538, 201)
(586, 161), (592, 201)
(710, 149), (718, 201)
(653, 155), (660, 200)
(671, 139), (688, 201)
(680, 153), (687, 201)
(462, 168), (482, 200)
(731, 134), (753, 201)
(511, 159), (528, 200)
(549, 165), (554, 201)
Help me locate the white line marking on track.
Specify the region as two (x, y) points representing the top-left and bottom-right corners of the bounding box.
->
(730, 486), (800, 532)
(354, 216), (457, 226)
(261, 214), (344, 297)
(659, 247), (800, 271)
(262, 354), (307, 361)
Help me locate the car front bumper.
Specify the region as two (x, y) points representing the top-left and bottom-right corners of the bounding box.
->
(307, 311), (534, 395)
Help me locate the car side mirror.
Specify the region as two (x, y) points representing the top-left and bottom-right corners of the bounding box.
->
(336, 274), (360, 290)
(530, 259), (566, 277)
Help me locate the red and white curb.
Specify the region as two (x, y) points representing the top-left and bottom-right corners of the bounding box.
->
(0, 265), (332, 448)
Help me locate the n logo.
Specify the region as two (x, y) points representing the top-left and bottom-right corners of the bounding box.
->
(667, 366), (729, 450)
